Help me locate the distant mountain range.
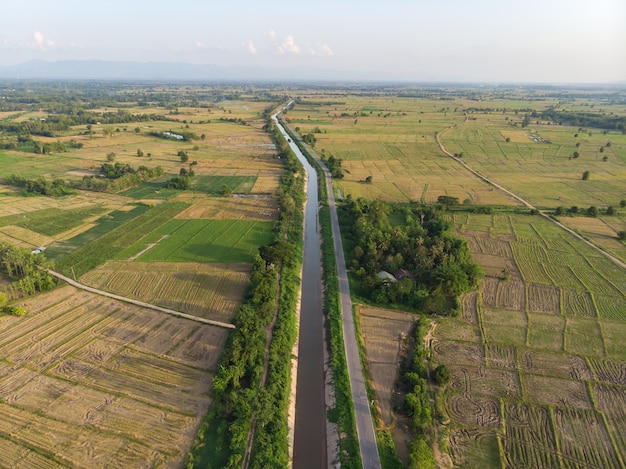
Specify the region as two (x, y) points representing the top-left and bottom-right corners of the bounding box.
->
(0, 60), (369, 82)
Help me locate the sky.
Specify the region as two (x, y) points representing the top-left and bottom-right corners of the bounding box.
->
(1, 0), (625, 83)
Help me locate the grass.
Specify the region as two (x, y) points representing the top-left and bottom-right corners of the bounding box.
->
(0, 206), (106, 237)
(115, 219), (273, 263)
(55, 201), (189, 277)
(46, 204), (151, 261)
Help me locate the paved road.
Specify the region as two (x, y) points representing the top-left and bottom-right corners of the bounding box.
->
(324, 167), (382, 469)
(278, 110), (381, 469)
(48, 270), (236, 329)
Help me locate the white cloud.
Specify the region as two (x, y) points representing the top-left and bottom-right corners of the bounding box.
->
(308, 43), (334, 56)
(244, 40), (256, 54)
(268, 30), (276, 40)
(32, 31), (55, 51)
(277, 35), (300, 55)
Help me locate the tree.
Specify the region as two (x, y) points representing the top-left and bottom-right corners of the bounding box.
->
(433, 364), (450, 385)
(618, 231), (626, 241)
(221, 184), (232, 197)
(134, 127), (141, 133)
(587, 206), (598, 217)
(555, 206), (565, 216)
(106, 152), (116, 162)
(620, 200), (626, 208)
(365, 175), (373, 183)
(573, 151), (580, 159)
(582, 170), (590, 180)
(178, 150), (188, 162)
(102, 127), (115, 138)
(136, 148), (144, 157)
(606, 205), (616, 216)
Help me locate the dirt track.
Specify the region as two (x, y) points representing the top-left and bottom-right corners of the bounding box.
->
(435, 127), (626, 271)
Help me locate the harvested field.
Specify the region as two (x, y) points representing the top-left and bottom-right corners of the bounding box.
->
(496, 279), (525, 310)
(433, 341), (485, 368)
(434, 211), (626, 468)
(485, 344), (517, 369)
(175, 196), (278, 221)
(80, 261), (250, 322)
(446, 394), (500, 428)
(503, 403), (561, 469)
(358, 306), (415, 425)
(520, 350), (592, 380)
(554, 407), (622, 469)
(448, 428), (500, 468)
(523, 374), (592, 409)
(594, 384), (626, 462)
(588, 358), (626, 386)
(0, 288), (226, 467)
(528, 283), (561, 313)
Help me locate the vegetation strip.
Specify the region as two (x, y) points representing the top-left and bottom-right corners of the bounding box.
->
(187, 104), (303, 468)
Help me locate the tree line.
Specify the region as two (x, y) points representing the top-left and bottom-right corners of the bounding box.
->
(187, 113), (303, 469)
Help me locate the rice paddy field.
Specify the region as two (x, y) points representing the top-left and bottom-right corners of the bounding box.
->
(0, 86), (284, 466)
(431, 212), (626, 468)
(302, 88), (626, 468)
(0, 285), (227, 468)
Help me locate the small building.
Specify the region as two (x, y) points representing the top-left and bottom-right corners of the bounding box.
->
(377, 271), (397, 283)
(393, 268), (415, 282)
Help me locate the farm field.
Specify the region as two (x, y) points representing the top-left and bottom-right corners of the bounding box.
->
(80, 261), (250, 323)
(431, 212), (626, 468)
(0, 285), (227, 468)
(286, 96), (520, 205)
(0, 84), (286, 466)
(440, 120), (626, 209)
(114, 218), (274, 264)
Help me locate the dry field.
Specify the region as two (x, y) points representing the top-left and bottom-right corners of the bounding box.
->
(0, 285), (226, 468)
(174, 196), (278, 221)
(432, 212), (626, 468)
(287, 97), (521, 205)
(80, 261), (250, 323)
(357, 306), (416, 427)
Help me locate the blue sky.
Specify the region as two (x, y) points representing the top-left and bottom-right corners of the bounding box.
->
(1, 0), (625, 82)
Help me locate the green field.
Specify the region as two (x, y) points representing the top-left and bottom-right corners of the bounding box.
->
(117, 218), (273, 263)
(46, 204), (151, 260)
(191, 175), (257, 194)
(0, 205), (106, 237)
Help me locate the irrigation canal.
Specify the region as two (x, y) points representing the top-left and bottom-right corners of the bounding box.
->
(273, 110), (327, 468)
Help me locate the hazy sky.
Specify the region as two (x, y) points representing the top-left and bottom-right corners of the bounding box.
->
(1, 0), (625, 83)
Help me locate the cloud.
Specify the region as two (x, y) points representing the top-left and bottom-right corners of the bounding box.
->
(268, 30), (276, 40)
(244, 40), (256, 54)
(32, 31), (55, 51)
(308, 43), (334, 56)
(277, 35), (300, 55)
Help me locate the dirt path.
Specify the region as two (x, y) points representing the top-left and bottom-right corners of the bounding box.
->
(436, 126), (626, 271)
(48, 270), (236, 329)
(128, 235), (169, 261)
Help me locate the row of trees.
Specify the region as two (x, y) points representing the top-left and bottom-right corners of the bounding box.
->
(396, 317), (450, 468)
(187, 114), (303, 468)
(76, 164), (163, 192)
(340, 198), (482, 314)
(3, 175), (75, 197)
(541, 109), (626, 133)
